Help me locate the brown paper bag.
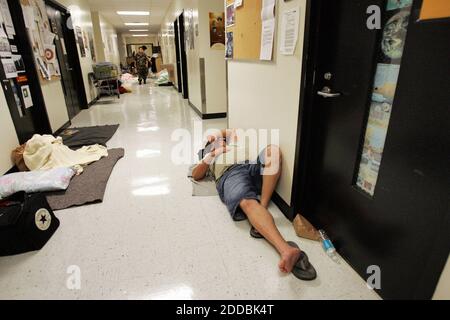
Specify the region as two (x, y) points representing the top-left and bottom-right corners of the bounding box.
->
(293, 214), (320, 241)
(11, 144), (29, 172)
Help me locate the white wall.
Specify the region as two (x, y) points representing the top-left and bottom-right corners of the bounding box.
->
(227, 0), (307, 205)
(99, 15), (120, 66)
(434, 255), (450, 300)
(0, 90), (19, 174)
(198, 0), (227, 114)
(160, 0), (227, 115)
(161, 0), (203, 113)
(90, 12), (120, 67)
(40, 81), (70, 132)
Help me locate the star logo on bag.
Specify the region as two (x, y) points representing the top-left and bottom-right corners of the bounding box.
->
(35, 209), (51, 231)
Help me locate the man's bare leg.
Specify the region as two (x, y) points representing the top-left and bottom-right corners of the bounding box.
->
(260, 145), (282, 209)
(241, 199), (301, 273)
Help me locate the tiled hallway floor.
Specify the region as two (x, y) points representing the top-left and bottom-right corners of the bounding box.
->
(0, 82), (380, 300)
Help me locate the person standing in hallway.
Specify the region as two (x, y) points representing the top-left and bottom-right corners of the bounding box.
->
(136, 46), (150, 85)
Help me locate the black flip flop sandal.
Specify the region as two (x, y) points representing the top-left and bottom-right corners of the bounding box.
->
(250, 226), (264, 239)
(287, 241), (317, 281)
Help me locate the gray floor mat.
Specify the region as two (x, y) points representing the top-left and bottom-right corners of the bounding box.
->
(46, 148), (125, 210)
(60, 124), (119, 149)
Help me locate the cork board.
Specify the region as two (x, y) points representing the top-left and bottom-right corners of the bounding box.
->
(226, 0), (263, 61)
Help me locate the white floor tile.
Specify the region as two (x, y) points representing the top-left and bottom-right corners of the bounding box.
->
(0, 82), (380, 300)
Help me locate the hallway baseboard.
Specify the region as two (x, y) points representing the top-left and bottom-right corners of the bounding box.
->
(88, 96), (100, 108)
(272, 192), (294, 221)
(188, 101), (227, 120)
(53, 120), (72, 136)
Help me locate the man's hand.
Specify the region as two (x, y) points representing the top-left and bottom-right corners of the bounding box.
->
(211, 146), (229, 158)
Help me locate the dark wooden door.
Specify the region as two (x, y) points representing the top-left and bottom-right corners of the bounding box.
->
(46, 5), (80, 120)
(178, 12), (189, 99)
(174, 19), (182, 93)
(300, 0), (449, 299)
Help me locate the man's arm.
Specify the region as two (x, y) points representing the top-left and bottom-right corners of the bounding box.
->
(192, 145), (228, 181)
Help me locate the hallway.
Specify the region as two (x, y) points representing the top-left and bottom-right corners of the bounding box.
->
(0, 83), (379, 300)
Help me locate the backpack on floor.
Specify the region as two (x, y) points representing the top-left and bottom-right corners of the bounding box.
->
(0, 192), (60, 256)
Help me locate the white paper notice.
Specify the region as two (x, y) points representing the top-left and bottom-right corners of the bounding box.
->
(0, 37), (11, 57)
(260, 19), (275, 61)
(1, 58), (18, 78)
(0, 24), (6, 38)
(260, 0), (276, 61)
(280, 8), (300, 55)
(21, 85), (33, 108)
(235, 0), (243, 8)
(0, 0), (16, 36)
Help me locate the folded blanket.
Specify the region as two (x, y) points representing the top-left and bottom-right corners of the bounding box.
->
(24, 135), (108, 175)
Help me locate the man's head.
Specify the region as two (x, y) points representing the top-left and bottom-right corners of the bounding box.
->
(139, 46), (147, 53)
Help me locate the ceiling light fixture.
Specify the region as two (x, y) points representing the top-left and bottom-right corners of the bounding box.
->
(132, 34), (149, 37)
(129, 29), (149, 32)
(125, 23), (149, 26)
(117, 11), (150, 16)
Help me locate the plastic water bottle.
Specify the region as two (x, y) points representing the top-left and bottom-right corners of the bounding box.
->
(319, 230), (338, 260)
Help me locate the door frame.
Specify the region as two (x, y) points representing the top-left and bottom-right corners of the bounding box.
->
(177, 11), (189, 99)
(46, 0), (88, 112)
(174, 18), (182, 93)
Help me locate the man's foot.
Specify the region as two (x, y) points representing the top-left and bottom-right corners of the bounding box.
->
(278, 246), (301, 273)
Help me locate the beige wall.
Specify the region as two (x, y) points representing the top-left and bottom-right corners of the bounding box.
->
(434, 255), (450, 300)
(56, 0), (96, 103)
(100, 15), (120, 66)
(198, 0), (227, 114)
(91, 12), (120, 67)
(228, 0), (307, 205)
(40, 81), (70, 132)
(161, 0), (202, 112)
(160, 0), (227, 115)
(91, 12), (106, 62)
(0, 90), (19, 174)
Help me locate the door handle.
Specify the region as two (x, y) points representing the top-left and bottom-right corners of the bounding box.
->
(317, 86), (341, 98)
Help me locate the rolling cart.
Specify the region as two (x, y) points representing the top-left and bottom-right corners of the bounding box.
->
(93, 63), (120, 99)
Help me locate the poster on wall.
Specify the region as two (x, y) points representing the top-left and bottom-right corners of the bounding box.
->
(1, 58), (18, 78)
(21, 85), (33, 109)
(44, 45), (56, 63)
(378, 9), (411, 64)
(88, 31), (96, 62)
(0, 24), (7, 38)
(0, 36), (11, 57)
(209, 12), (225, 50)
(75, 26), (86, 57)
(226, 4), (235, 27)
(11, 54), (26, 73)
(184, 9), (195, 50)
(0, 0), (16, 38)
(356, 1), (413, 196)
(225, 31), (233, 59)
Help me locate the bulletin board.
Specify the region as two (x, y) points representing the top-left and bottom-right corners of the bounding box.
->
(225, 0), (263, 61)
(20, 0), (61, 82)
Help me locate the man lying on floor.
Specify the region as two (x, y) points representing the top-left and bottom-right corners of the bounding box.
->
(192, 129), (316, 280)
